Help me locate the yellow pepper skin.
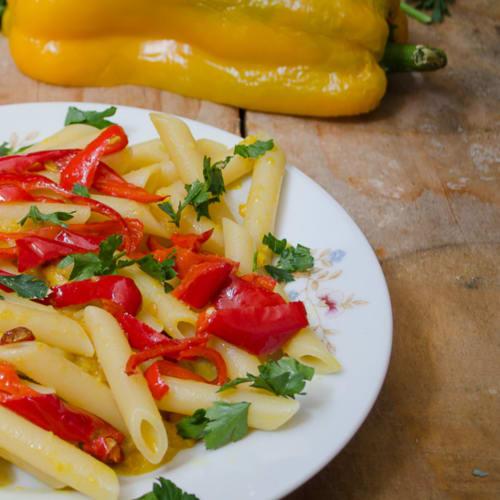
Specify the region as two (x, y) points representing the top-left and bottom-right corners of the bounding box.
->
(4, 0), (407, 117)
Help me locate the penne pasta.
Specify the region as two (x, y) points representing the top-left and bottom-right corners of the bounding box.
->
(0, 405), (119, 500)
(222, 217), (255, 274)
(122, 160), (178, 191)
(210, 337), (260, 379)
(24, 124), (101, 153)
(104, 139), (170, 175)
(120, 266), (197, 339)
(84, 306), (168, 464)
(196, 138), (228, 159)
(157, 377), (299, 431)
(0, 295), (94, 356)
(0, 341), (127, 433)
(150, 112), (203, 183)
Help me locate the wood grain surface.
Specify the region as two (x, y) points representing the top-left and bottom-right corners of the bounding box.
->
(0, 2), (499, 498)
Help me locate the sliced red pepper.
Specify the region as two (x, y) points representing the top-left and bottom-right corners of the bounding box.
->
(53, 229), (104, 250)
(0, 247), (17, 260)
(200, 302), (309, 355)
(0, 185), (34, 202)
(177, 346), (227, 385)
(125, 335), (209, 375)
(0, 327), (35, 345)
(241, 273), (277, 292)
(49, 275), (142, 316)
(16, 235), (99, 272)
(170, 230), (214, 252)
(0, 361), (38, 401)
(172, 260), (233, 309)
(0, 149), (76, 175)
(144, 360), (206, 400)
(213, 274), (285, 310)
(60, 125), (128, 191)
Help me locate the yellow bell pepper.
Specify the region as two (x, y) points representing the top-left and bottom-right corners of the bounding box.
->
(3, 0), (407, 117)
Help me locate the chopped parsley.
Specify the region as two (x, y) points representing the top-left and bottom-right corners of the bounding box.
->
(401, 0), (452, 23)
(19, 206), (75, 229)
(176, 401), (250, 450)
(158, 139), (274, 225)
(0, 274), (49, 299)
(262, 233), (314, 282)
(72, 183), (90, 198)
(64, 106), (117, 129)
(134, 478), (199, 500)
(218, 358), (314, 399)
(0, 141), (34, 157)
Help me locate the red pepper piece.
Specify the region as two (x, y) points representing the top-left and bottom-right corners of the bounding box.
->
(92, 163), (164, 203)
(170, 230), (214, 252)
(126, 335), (209, 375)
(0, 247), (17, 260)
(0, 361), (38, 401)
(200, 302), (309, 355)
(144, 360), (206, 400)
(16, 235), (98, 272)
(3, 394), (124, 464)
(0, 185), (34, 202)
(60, 125), (128, 191)
(177, 346), (227, 385)
(0, 150), (76, 175)
(213, 274), (285, 310)
(241, 273), (277, 292)
(172, 260), (233, 309)
(49, 275), (142, 316)
(0, 327), (35, 345)
(53, 229), (104, 250)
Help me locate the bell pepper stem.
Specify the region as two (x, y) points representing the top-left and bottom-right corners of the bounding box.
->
(381, 42), (447, 73)
(400, 2), (432, 24)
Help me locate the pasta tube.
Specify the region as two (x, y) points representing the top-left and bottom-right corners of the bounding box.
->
(222, 217), (255, 274)
(24, 124), (101, 153)
(210, 337), (260, 380)
(0, 296), (93, 356)
(0, 405), (119, 500)
(0, 341), (126, 433)
(157, 377), (299, 431)
(84, 306), (168, 464)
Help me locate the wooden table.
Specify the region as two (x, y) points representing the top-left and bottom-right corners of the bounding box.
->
(0, 3), (498, 498)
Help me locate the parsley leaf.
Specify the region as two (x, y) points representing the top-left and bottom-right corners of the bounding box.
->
(132, 253), (177, 293)
(262, 232), (314, 282)
(218, 358), (314, 399)
(134, 477), (200, 500)
(0, 141), (10, 157)
(19, 206), (75, 229)
(64, 106), (117, 129)
(177, 401), (250, 450)
(72, 184), (90, 198)
(233, 139), (274, 159)
(0, 274), (49, 299)
(404, 0), (452, 23)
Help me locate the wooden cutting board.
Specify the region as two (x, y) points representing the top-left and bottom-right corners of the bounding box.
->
(0, 2), (498, 497)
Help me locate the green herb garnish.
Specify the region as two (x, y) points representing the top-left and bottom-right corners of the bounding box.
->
(0, 274), (49, 299)
(176, 401), (250, 450)
(72, 184), (90, 198)
(218, 358), (314, 399)
(134, 478), (200, 500)
(64, 106), (117, 129)
(19, 206), (75, 229)
(401, 0), (452, 23)
(233, 139), (274, 159)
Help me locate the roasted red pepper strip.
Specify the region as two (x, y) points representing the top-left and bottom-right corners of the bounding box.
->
(49, 275), (142, 316)
(60, 125), (128, 190)
(241, 273), (277, 292)
(0, 149), (76, 175)
(0, 327), (35, 345)
(177, 346), (227, 385)
(172, 260), (233, 309)
(126, 335), (209, 374)
(16, 235), (99, 272)
(0, 185), (34, 202)
(0, 247), (17, 260)
(92, 163), (165, 203)
(213, 274), (285, 310)
(144, 360), (206, 400)
(0, 361), (37, 400)
(170, 230), (213, 252)
(199, 302), (309, 355)
(53, 229), (104, 250)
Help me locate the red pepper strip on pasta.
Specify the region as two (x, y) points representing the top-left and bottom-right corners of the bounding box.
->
(177, 346), (227, 386)
(213, 274), (285, 310)
(60, 125), (128, 190)
(0, 173), (133, 252)
(48, 275), (142, 315)
(0, 362), (124, 464)
(0, 247), (17, 260)
(53, 229), (104, 250)
(0, 327), (35, 344)
(16, 235), (100, 272)
(0, 149), (76, 175)
(144, 360), (206, 400)
(125, 335), (210, 375)
(0, 185), (35, 202)
(198, 302), (309, 355)
(172, 260), (233, 309)
(241, 273), (277, 292)
(170, 229), (213, 252)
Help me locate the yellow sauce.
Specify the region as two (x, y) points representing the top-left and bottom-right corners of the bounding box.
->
(114, 420), (194, 476)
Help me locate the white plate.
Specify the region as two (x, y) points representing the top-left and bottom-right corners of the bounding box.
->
(0, 102), (392, 500)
